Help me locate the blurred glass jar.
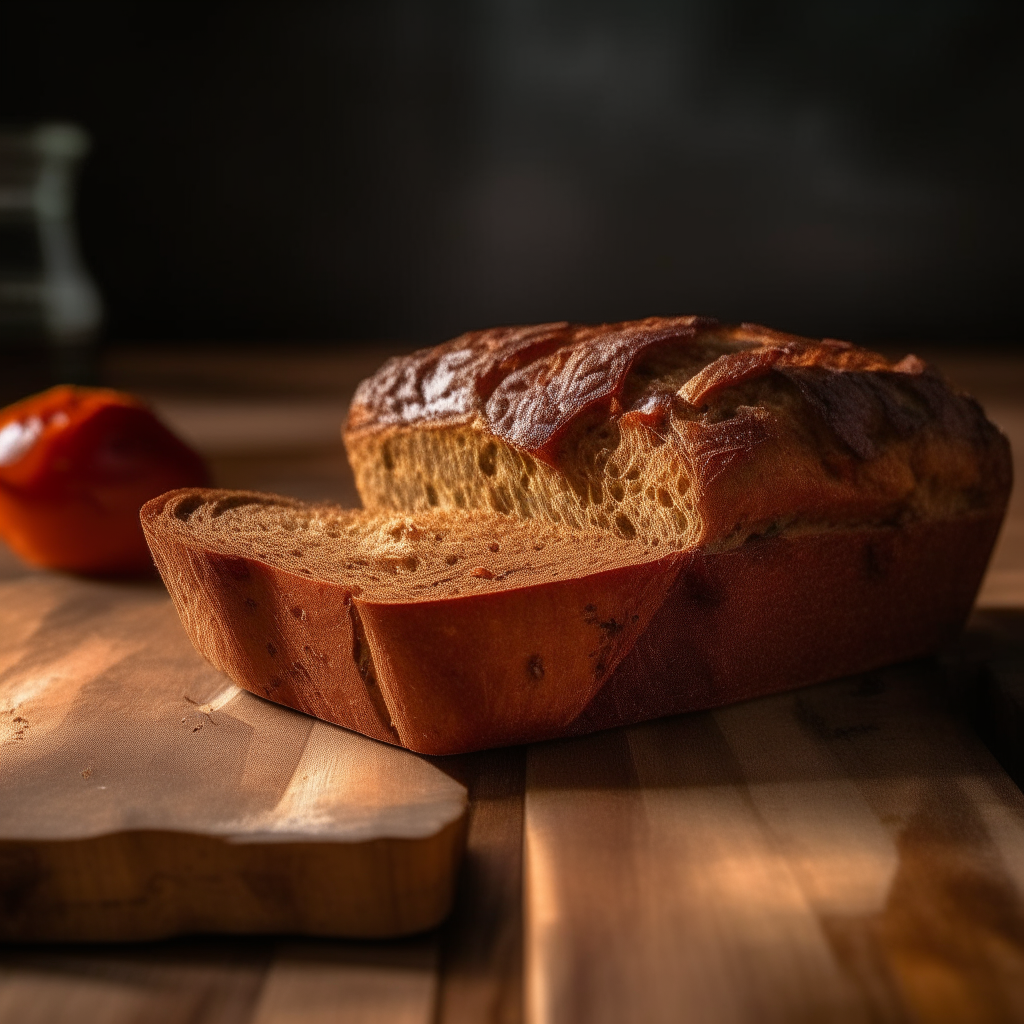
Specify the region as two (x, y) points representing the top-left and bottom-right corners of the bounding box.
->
(0, 123), (103, 397)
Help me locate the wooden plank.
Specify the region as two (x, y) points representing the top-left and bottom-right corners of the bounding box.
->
(0, 938), (270, 1024)
(0, 935), (442, 1024)
(148, 397), (361, 506)
(525, 662), (1024, 1024)
(102, 344), (401, 401)
(435, 747), (526, 1024)
(250, 939), (438, 1024)
(0, 574), (467, 941)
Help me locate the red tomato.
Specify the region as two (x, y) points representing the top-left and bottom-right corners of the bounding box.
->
(0, 385), (210, 574)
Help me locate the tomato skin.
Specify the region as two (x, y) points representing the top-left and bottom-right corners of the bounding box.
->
(0, 386), (210, 574)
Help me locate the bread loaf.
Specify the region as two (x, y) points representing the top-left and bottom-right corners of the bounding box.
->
(144, 318), (1012, 754)
(142, 491), (681, 753)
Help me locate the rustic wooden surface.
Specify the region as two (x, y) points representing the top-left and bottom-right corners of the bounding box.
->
(0, 346), (1021, 1022)
(0, 573), (468, 941)
(525, 665), (1024, 1024)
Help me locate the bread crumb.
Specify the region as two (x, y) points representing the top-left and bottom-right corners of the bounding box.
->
(471, 566), (495, 579)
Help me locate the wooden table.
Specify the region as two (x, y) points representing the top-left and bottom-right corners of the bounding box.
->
(1, 345), (1023, 1024)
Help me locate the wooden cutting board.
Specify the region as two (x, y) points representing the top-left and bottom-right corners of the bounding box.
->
(0, 573), (468, 942)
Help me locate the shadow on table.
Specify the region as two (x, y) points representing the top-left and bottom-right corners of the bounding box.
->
(950, 607), (1024, 792)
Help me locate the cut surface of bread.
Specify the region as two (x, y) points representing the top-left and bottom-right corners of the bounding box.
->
(345, 318), (1010, 552)
(158, 489), (669, 601)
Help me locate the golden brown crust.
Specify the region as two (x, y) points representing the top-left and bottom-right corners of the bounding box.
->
(346, 317), (993, 465)
(568, 512), (1004, 738)
(346, 316), (711, 460)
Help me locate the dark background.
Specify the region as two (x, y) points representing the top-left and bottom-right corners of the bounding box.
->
(2, 0), (1022, 348)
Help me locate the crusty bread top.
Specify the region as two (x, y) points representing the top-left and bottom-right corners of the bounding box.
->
(347, 317), (953, 459)
(343, 317), (1011, 552)
(144, 489), (674, 604)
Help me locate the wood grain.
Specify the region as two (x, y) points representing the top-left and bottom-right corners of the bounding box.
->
(0, 937), (447, 1024)
(0, 574), (467, 941)
(525, 662), (1024, 1024)
(0, 938), (270, 1024)
(435, 747), (526, 1024)
(249, 939), (438, 1024)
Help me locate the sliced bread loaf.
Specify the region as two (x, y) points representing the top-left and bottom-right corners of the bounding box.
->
(144, 317), (1012, 754)
(142, 489), (682, 753)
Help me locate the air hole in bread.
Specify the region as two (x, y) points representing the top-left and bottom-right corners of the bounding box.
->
(478, 442), (497, 476)
(173, 495), (204, 521)
(212, 494), (275, 518)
